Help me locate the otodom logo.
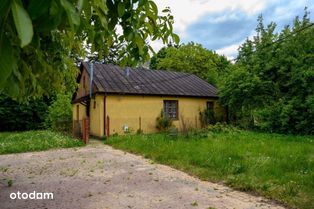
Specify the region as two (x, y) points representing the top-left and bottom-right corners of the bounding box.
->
(10, 191), (54, 200)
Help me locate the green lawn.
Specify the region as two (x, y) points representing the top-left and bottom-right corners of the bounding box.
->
(106, 131), (314, 209)
(0, 130), (83, 154)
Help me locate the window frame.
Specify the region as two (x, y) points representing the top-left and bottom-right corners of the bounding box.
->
(207, 101), (214, 110)
(163, 100), (179, 120)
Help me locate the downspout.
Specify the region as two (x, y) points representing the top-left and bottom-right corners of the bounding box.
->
(90, 62), (94, 98)
(104, 96), (106, 137)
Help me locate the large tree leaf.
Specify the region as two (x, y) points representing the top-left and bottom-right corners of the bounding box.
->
(95, 0), (108, 14)
(148, 1), (158, 16)
(172, 33), (180, 45)
(77, 0), (86, 12)
(60, 0), (80, 29)
(11, 0), (34, 48)
(117, 2), (125, 17)
(0, 34), (17, 88)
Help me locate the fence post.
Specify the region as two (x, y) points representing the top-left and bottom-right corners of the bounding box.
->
(85, 117), (89, 144)
(81, 119), (85, 142)
(81, 117), (89, 144)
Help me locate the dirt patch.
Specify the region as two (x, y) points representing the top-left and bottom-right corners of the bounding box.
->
(0, 142), (285, 209)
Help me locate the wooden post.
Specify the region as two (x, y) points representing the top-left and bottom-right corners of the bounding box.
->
(81, 120), (85, 142)
(139, 116), (141, 131)
(81, 117), (89, 144)
(85, 117), (89, 144)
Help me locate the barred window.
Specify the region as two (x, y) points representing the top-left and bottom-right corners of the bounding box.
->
(164, 100), (178, 119)
(207, 101), (214, 110)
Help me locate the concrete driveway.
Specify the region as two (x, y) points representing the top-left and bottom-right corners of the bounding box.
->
(0, 141), (284, 209)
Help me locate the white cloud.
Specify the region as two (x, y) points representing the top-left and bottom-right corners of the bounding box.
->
(149, 0), (267, 53)
(149, 0), (314, 58)
(216, 43), (239, 60)
(154, 0), (266, 38)
(148, 39), (164, 54)
(216, 29), (256, 60)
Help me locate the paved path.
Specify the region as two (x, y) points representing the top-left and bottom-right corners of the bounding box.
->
(0, 142), (284, 209)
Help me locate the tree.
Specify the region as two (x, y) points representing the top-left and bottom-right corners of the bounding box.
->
(45, 93), (73, 133)
(149, 46), (168, 69)
(0, 94), (51, 131)
(150, 42), (230, 86)
(219, 11), (314, 134)
(0, 0), (179, 100)
(87, 38), (123, 65)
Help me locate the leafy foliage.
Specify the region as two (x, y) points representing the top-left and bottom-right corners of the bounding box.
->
(0, 94), (50, 131)
(45, 94), (72, 133)
(207, 122), (240, 133)
(199, 108), (216, 127)
(0, 0), (179, 100)
(220, 12), (314, 134)
(149, 46), (169, 69)
(150, 42), (231, 86)
(156, 110), (173, 131)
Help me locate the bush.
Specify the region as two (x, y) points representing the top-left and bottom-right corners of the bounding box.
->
(207, 122), (240, 133)
(179, 115), (195, 138)
(255, 99), (314, 135)
(166, 126), (178, 138)
(0, 94), (50, 131)
(45, 94), (72, 133)
(156, 111), (173, 131)
(199, 108), (215, 127)
(136, 128), (143, 134)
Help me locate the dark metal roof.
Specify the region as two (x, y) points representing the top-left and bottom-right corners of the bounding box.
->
(81, 62), (218, 98)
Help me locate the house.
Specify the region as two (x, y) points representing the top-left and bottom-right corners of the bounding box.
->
(72, 62), (225, 138)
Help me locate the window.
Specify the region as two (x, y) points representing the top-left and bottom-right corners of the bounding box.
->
(207, 101), (214, 110)
(164, 100), (178, 119)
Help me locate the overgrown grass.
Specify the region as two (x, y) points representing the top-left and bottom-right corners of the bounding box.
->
(0, 130), (83, 154)
(106, 131), (314, 209)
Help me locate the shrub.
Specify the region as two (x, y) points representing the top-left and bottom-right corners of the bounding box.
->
(136, 128), (143, 135)
(180, 115), (195, 138)
(156, 110), (173, 131)
(45, 94), (72, 133)
(199, 108), (215, 127)
(207, 122), (239, 133)
(167, 126), (178, 138)
(0, 94), (50, 131)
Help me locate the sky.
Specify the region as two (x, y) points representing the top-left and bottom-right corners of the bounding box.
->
(151, 0), (314, 60)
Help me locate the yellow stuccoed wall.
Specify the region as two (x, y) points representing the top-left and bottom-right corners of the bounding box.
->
(72, 103), (86, 121)
(73, 94), (225, 137)
(105, 95), (223, 136)
(89, 95), (104, 136)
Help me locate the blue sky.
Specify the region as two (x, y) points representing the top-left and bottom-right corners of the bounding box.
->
(153, 0), (314, 59)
